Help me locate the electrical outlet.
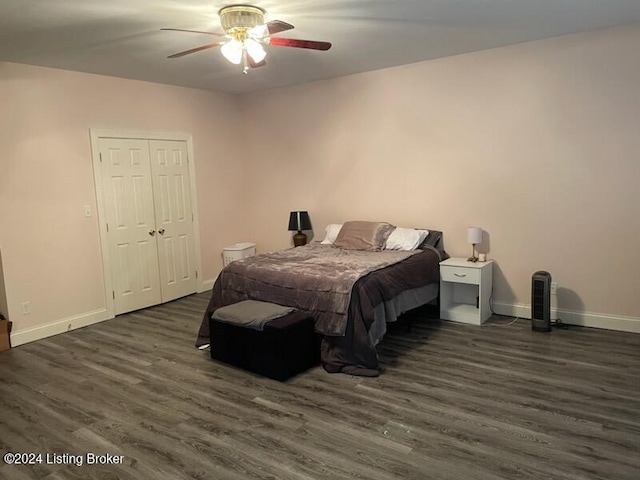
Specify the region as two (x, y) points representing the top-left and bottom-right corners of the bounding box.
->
(22, 301), (31, 315)
(550, 282), (558, 295)
(83, 205), (92, 217)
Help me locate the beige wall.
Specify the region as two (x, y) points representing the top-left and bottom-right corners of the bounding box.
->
(237, 24), (640, 325)
(0, 62), (245, 339)
(2, 23), (639, 342)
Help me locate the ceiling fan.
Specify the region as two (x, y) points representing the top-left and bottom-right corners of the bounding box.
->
(162, 4), (332, 73)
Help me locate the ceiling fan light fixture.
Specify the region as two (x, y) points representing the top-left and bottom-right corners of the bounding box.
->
(221, 39), (243, 64)
(218, 5), (269, 66)
(218, 5), (265, 32)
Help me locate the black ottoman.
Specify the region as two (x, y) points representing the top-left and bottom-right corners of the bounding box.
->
(209, 308), (318, 381)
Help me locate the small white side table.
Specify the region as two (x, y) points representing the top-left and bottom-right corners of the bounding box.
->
(440, 257), (493, 325)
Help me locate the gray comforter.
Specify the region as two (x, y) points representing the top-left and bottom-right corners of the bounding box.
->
(215, 243), (420, 336)
(197, 242), (443, 376)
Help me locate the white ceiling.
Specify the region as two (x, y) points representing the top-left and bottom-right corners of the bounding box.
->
(1, 1), (640, 95)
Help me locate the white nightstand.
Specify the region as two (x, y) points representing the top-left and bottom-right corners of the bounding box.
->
(440, 257), (493, 325)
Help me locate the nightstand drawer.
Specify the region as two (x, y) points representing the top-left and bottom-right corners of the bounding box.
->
(441, 266), (480, 285)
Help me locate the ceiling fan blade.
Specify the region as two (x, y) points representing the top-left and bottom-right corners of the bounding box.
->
(168, 42), (224, 58)
(266, 20), (294, 35)
(269, 37), (332, 51)
(161, 28), (224, 37)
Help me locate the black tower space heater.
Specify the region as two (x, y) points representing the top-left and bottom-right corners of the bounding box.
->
(531, 271), (552, 332)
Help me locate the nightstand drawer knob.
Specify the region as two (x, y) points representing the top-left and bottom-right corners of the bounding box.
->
(454, 273), (466, 277)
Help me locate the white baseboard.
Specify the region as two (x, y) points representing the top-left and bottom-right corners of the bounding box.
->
(491, 302), (640, 334)
(199, 278), (215, 293)
(10, 308), (113, 347)
(13, 298), (635, 347)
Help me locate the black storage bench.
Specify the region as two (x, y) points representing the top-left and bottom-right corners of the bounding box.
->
(209, 300), (318, 381)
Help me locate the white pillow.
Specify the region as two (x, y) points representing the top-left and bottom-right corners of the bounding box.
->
(385, 228), (429, 251)
(320, 224), (343, 244)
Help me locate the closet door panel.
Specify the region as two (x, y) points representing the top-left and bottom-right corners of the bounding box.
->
(99, 138), (162, 314)
(149, 140), (197, 302)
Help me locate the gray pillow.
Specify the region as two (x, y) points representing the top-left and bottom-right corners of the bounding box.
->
(332, 221), (396, 252)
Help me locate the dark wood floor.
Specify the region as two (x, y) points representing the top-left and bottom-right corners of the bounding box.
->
(1, 292), (639, 480)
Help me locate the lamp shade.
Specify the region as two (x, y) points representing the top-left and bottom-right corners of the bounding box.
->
(245, 38), (266, 63)
(288, 211), (312, 232)
(467, 226), (483, 244)
(221, 39), (243, 64)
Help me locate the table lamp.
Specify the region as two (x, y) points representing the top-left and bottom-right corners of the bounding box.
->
(467, 226), (482, 262)
(288, 211), (312, 247)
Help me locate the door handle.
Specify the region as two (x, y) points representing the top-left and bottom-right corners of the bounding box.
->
(158, 228), (165, 235)
(149, 230), (156, 236)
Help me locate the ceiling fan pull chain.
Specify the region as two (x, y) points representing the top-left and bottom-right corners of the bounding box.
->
(242, 50), (249, 74)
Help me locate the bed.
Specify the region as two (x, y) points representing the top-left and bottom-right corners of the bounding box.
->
(196, 222), (447, 376)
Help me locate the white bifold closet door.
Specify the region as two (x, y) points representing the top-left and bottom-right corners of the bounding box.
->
(99, 138), (197, 315)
